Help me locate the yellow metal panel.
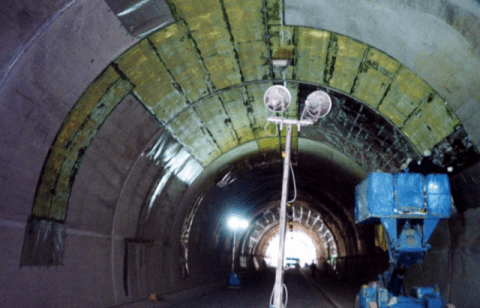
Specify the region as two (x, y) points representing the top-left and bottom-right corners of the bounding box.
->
(173, 2), (242, 90)
(402, 94), (460, 153)
(169, 107), (222, 166)
(195, 96), (239, 153)
(366, 49), (401, 75)
(220, 88), (256, 144)
(379, 66), (432, 125)
(224, 0), (264, 43)
(195, 146), (223, 166)
(352, 67), (391, 108)
(51, 81), (132, 220)
(329, 36), (367, 93)
(258, 137), (280, 150)
(56, 66), (119, 146)
(219, 84), (246, 102)
(171, 0), (218, 17)
(204, 53), (242, 89)
(170, 63), (210, 101)
(247, 83), (274, 138)
(234, 127), (256, 145)
(169, 108), (205, 146)
(235, 41), (271, 82)
(400, 109), (437, 153)
(150, 91), (188, 123)
(149, 22), (210, 102)
(148, 22), (186, 43)
(296, 28), (330, 84)
(223, 0), (269, 81)
(378, 96), (410, 126)
(115, 40), (187, 122)
(421, 95), (460, 138)
(51, 119), (97, 218)
(266, 0), (281, 26)
(33, 71), (131, 220)
(33, 66), (123, 218)
(175, 3), (227, 52)
(188, 13), (230, 57)
(396, 67), (432, 103)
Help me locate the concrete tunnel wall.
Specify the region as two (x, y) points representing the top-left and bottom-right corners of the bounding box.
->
(1, 0), (480, 307)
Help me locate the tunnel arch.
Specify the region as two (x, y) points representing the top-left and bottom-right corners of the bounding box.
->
(29, 24), (464, 223)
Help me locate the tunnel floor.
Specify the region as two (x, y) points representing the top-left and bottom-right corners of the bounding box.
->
(121, 268), (359, 308)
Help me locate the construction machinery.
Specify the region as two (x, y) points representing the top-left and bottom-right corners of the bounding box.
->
(354, 172), (454, 308)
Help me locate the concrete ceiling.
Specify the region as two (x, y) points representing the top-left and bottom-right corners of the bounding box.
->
(7, 0), (476, 222)
(1, 0), (480, 306)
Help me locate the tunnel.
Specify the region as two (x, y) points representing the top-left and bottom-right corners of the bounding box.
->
(1, 0), (480, 307)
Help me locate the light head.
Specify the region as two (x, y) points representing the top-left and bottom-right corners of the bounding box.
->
(302, 90), (332, 122)
(264, 85), (291, 112)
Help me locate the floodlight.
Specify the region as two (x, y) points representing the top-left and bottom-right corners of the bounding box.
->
(228, 217), (248, 230)
(228, 217), (239, 230)
(302, 90), (332, 122)
(264, 85), (291, 112)
(227, 215), (249, 283)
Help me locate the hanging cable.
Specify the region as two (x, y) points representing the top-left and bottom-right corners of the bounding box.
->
(283, 283), (288, 308)
(270, 286), (274, 307)
(269, 284), (289, 308)
(264, 107), (279, 136)
(287, 162), (297, 204)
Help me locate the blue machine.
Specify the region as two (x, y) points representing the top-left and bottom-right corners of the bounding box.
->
(355, 172), (453, 308)
(228, 272), (241, 288)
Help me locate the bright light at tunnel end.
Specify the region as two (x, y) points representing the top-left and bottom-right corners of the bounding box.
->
(228, 216), (249, 230)
(265, 231), (317, 268)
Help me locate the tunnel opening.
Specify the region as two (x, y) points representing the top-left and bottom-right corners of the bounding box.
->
(245, 204), (338, 271)
(265, 230), (317, 267)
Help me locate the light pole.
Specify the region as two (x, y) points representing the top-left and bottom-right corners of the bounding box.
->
(264, 85), (332, 308)
(227, 216), (249, 288)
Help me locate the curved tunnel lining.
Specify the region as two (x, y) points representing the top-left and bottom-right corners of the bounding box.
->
(29, 20), (466, 224)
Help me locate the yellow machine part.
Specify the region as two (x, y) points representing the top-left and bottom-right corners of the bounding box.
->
(375, 224), (388, 252)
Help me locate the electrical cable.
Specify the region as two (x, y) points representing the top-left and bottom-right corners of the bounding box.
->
(264, 107), (279, 136)
(287, 162), (297, 204)
(270, 286), (274, 307)
(269, 284), (289, 308)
